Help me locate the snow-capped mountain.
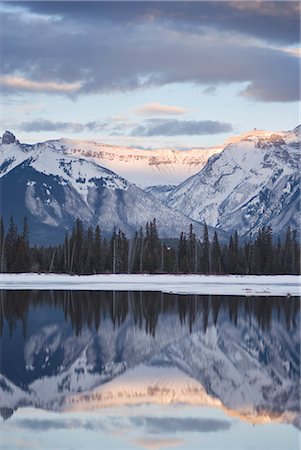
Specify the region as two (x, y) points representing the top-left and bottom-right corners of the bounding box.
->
(1, 131), (221, 187)
(0, 132), (214, 244)
(1, 295), (299, 427)
(1, 126), (299, 242)
(166, 126), (300, 236)
(144, 184), (177, 202)
(42, 138), (222, 187)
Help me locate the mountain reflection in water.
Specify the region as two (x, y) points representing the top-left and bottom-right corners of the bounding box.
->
(0, 290), (300, 430)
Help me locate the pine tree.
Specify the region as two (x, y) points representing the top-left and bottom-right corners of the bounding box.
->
(94, 225), (103, 273)
(211, 232), (222, 273)
(283, 227), (293, 273)
(188, 224), (198, 273)
(178, 232), (191, 272)
(292, 229), (300, 274)
(0, 217), (6, 272)
(6, 217), (18, 272)
(201, 223), (210, 273)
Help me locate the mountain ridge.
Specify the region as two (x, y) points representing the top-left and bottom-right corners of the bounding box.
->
(165, 125), (300, 237)
(0, 126), (299, 243)
(0, 133), (223, 244)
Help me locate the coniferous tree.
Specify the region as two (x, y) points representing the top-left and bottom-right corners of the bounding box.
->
(228, 235), (235, 273)
(178, 232), (191, 272)
(6, 217), (18, 272)
(292, 229), (300, 274)
(0, 217), (6, 272)
(188, 224), (198, 273)
(94, 225), (103, 273)
(1, 215), (300, 275)
(201, 223), (210, 273)
(283, 227), (293, 274)
(83, 226), (95, 274)
(211, 232), (222, 274)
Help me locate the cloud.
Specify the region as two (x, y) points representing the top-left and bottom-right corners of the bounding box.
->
(239, 63), (298, 102)
(130, 416), (232, 434)
(19, 117), (232, 137)
(1, 4), (299, 102)
(131, 119), (233, 136)
(203, 86), (217, 96)
(133, 437), (185, 450)
(0, 76), (81, 93)
(135, 103), (187, 116)
(19, 120), (106, 133)
(12, 1), (301, 45)
(280, 47), (300, 58)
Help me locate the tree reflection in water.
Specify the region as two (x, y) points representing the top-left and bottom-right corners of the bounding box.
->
(0, 290), (299, 338)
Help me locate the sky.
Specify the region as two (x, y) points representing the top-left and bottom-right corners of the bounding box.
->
(1, 1), (300, 148)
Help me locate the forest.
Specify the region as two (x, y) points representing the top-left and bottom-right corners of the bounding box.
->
(0, 217), (300, 275)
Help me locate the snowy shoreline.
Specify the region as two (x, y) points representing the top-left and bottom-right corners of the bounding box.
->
(0, 273), (300, 297)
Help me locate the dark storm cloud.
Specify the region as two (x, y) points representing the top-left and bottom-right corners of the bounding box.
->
(130, 416), (232, 434)
(19, 120), (106, 133)
(9, 1), (301, 45)
(131, 119), (233, 136)
(1, 2), (299, 102)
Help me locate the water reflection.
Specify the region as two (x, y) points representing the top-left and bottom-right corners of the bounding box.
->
(0, 290), (300, 431)
(1, 290), (299, 337)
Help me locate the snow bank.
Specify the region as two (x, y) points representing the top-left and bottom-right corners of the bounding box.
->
(0, 273), (300, 297)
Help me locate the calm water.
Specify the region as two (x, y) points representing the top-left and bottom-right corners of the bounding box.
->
(0, 291), (300, 450)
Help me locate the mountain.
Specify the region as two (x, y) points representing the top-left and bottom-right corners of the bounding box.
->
(11, 135), (222, 187)
(0, 132), (214, 244)
(144, 184), (177, 202)
(1, 126), (299, 242)
(166, 126), (300, 236)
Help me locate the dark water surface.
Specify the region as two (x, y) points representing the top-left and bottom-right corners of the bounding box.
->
(0, 291), (300, 449)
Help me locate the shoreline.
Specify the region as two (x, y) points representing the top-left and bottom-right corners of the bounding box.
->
(0, 273), (300, 297)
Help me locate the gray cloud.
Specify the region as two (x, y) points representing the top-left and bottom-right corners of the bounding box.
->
(2, 4), (299, 102)
(130, 416), (232, 434)
(131, 119), (233, 136)
(11, 1), (301, 45)
(19, 118), (232, 137)
(19, 120), (106, 133)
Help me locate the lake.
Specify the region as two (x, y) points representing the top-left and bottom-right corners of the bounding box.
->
(0, 290), (300, 449)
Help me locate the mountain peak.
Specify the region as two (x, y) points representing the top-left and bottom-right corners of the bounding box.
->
(293, 124), (301, 136)
(1, 131), (19, 145)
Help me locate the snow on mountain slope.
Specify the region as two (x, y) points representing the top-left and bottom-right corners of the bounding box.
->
(166, 126), (300, 236)
(0, 132), (215, 243)
(1, 127), (299, 241)
(51, 139), (222, 187)
(0, 131), (221, 187)
(144, 184), (177, 202)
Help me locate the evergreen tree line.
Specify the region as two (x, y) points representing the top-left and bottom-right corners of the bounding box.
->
(0, 217), (300, 275)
